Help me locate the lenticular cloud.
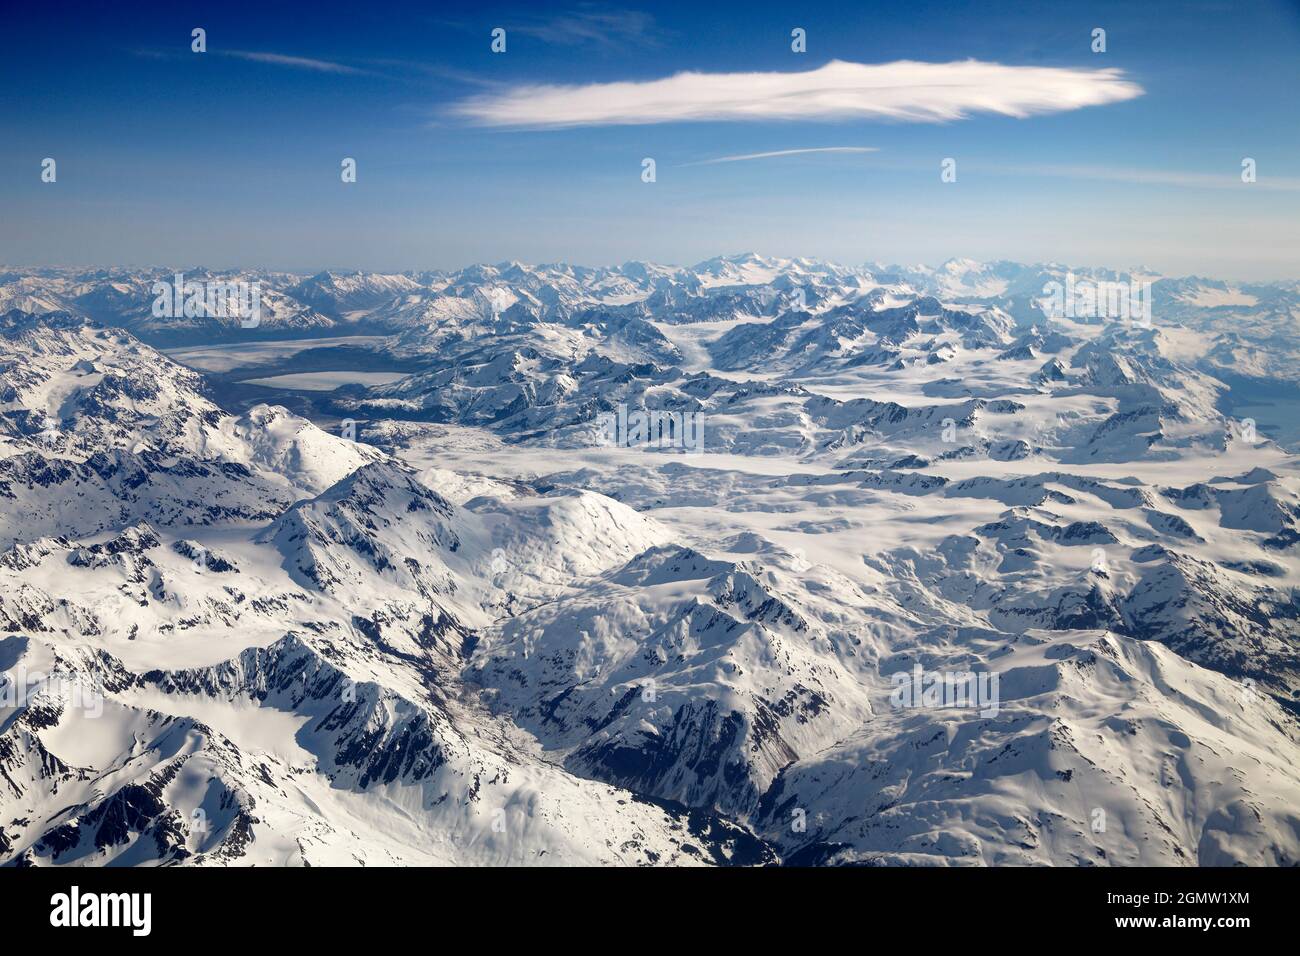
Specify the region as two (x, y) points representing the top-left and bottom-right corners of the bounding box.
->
(451, 58), (1144, 128)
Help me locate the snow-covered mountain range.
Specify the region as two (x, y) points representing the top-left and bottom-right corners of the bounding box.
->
(2, 254), (1299, 866)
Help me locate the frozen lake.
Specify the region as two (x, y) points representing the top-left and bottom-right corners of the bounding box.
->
(237, 370), (409, 391)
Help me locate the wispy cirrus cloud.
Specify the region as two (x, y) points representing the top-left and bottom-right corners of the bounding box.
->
(511, 6), (664, 49)
(679, 147), (879, 167)
(134, 47), (371, 75)
(999, 162), (1300, 192)
(221, 50), (369, 75)
(450, 59), (1143, 129)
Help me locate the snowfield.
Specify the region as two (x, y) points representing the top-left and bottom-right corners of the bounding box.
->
(2, 255), (1299, 866)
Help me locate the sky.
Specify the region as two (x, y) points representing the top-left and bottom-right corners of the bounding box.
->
(2, 0), (1299, 278)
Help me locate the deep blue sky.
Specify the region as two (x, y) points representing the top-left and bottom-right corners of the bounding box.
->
(3, 0), (1299, 278)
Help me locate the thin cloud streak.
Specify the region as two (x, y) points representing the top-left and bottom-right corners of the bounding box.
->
(222, 51), (369, 75)
(679, 147), (879, 167)
(1000, 163), (1300, 191)
(511, 7), (664, 49)
(450, 59), (1143, 129)
(428, 7), (666, 52)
